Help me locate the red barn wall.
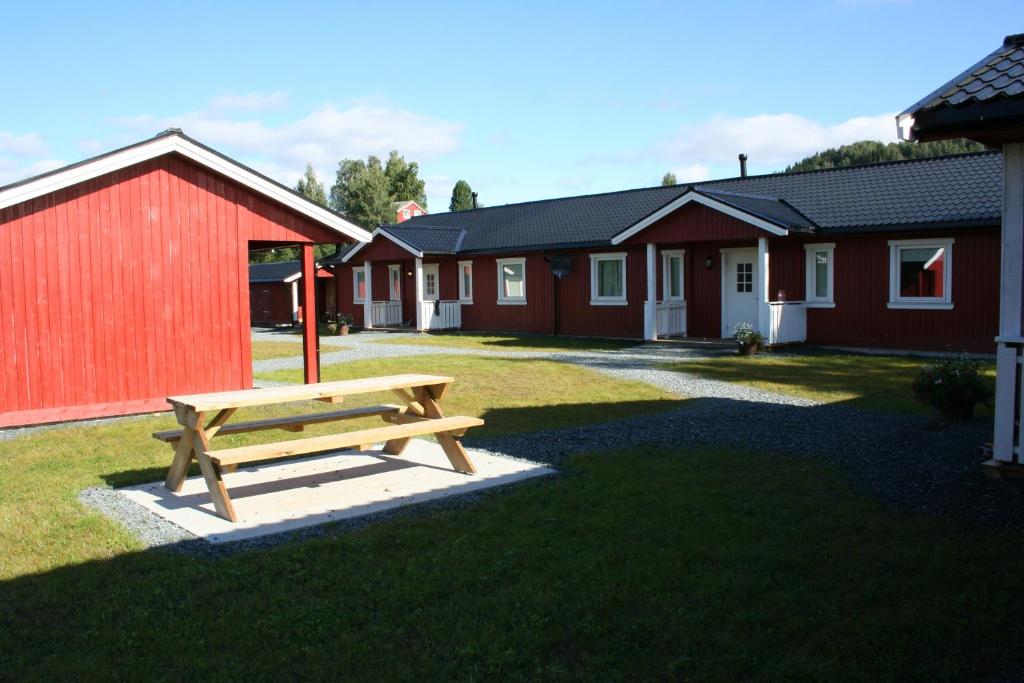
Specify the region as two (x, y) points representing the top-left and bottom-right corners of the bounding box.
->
(0, 153), (347, 427)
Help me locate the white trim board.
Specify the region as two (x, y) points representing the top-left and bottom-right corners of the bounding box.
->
(611, 190), (790, 245)
(342, 226), (425, 262)
(0, 132), (370, 243)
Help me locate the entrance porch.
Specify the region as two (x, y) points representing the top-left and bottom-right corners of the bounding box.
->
(357, 257), (463, 332)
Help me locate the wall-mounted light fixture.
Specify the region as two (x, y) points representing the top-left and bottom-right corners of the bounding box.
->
(705, 257), (713, 270)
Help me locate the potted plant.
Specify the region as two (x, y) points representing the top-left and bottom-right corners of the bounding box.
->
(732, 322), (764, 356)
(912, 353), (993, 420)
(336, 313), (353, 336)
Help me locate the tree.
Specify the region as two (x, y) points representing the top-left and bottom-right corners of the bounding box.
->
(295, 164), (327, 206)
(661, 172), (677, 186)
(449, 180), (475, 212)
(384, 151), (427, 208)
(329, 156), (394, 229)
(785, 139), (986, 173)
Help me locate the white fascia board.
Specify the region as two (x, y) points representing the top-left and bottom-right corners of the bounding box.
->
(0, 134), (371, 243)
(341, 227), (424, 262)
(282, 271), (303, 283)
(611, 190), (790, 245)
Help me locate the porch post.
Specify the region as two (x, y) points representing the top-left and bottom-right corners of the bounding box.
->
(300, 244), (319, 384)
(414, 257), (425, 331)
(290, 280), (299, 323)
(644, 243), (657, 340)
(994, 142), (1024, 463)
(757, 237), (770, 339)
(363, 261), (373, 330)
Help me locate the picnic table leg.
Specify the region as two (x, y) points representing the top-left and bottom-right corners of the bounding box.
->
(190, 413), (238, 522)
(165, 407), (202, 491)
(414, 387), (477, 474)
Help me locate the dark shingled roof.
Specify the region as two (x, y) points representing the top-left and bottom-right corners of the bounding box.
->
(249, 260), (301, 283)
(905, 34), (1024, 113)
(344, 152), (1000, 258)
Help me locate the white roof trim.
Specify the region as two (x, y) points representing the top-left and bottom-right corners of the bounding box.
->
(611, 190), (790, 245)
(0, 133), (371, 243)
(341, 227), (424, 262)
(282, 271), (303, 283)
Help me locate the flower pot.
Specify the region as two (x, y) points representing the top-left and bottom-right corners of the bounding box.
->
(339, 324), (350, 336)
(739, 342), (759, 356)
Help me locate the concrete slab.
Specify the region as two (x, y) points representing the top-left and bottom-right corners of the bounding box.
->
(118, 439), (554, 544)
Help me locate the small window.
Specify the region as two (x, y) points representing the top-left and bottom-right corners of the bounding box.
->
(888, 238), (954, 309)
(497, 257), (526, 304)
(388, 264), (401, 301)
(413, 210), (423, 216)
(353, 269), (367, 303)
(402, 209), (410, 219)
(458, 260), (473, 303)
(804, 243), (835, 307)
(424, 270), (438, 299)
(736, 262), (753, 293)
(662, 250), (685, 301)
(590, 253), (627, 305)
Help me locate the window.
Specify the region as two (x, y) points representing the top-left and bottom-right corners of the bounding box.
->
(402, 209), (410, 219)
(353, 268), (367, 303)
(589, 253), (627, 305)
(423, 266), (438, 299)
(888, 238), (954, 309)
(388, 264), (401, 301)
(497, 257), (526, 304)
(803, 243), (835, 307)
(662, 249), (685, 301)
(413, 210), (422, 216)
(736, 262), (753, 293)
(458, 260), (473, 303)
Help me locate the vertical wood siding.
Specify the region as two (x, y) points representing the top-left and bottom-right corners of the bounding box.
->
(0, 154), (346, 427)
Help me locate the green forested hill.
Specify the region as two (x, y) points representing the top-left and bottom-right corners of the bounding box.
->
(784, 139), (988, 173)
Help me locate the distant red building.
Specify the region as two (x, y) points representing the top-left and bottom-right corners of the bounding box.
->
(0, 130), (369, 427)
(393, 200), (426, 223)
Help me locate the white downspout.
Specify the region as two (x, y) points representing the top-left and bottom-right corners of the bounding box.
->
(363, 261), (373, 329)
(415, 257), (425, 331)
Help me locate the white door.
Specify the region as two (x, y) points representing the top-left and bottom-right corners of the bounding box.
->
(721, 249), (759, 337)
(422, 264), (440, 301)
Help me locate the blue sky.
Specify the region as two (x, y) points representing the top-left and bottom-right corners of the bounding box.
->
(0, 1), (1019, 210)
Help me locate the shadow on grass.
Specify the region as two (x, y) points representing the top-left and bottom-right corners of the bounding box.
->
(414, 331), (641, 352)
(7, 446), (1024, 680)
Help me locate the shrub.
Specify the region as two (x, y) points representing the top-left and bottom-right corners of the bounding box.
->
(732, 322), (765, 355)
(912, 353), (992, 419)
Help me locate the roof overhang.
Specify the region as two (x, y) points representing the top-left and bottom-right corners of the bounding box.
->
(341, 226), (425, 262)
(611, 189), (790, 245)
(0, 132), (371, 244)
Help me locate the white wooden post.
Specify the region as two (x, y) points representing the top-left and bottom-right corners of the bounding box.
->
(414, 257), (425, 331)
(363, 261), (373, 329)
(757, 237), (770, 337)
(994, 142), (1024, 462)
(290, 280), (299, 323)
(644, 243), (657, 341)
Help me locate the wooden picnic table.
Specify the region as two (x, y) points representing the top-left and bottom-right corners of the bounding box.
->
(153, 374), (484, 522)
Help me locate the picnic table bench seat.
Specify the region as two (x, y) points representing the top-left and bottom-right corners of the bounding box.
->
(153, 374), (484, 523)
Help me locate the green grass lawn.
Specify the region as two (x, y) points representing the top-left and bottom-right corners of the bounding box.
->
(664, 352), (996, 415)
(257, 354), (678, 437)
(3, 447), (1024, 679)
(375, 331), (640, 352)
(251, 340), (305, 360)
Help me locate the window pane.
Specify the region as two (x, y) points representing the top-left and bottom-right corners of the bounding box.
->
(425, 273), (437, 298)
(502, 263), (524, 298)
(814, 252), (828, 298)
(356, 272), (366, 299)
(597, 259), (623, 298)
(669, 256), (682, 298)
(737, 262), (752, 293)
(899, 246), (944, 298)
(462, 265), (472, 298)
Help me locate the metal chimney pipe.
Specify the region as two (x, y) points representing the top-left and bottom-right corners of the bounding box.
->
(738, 154), (748, 177)
(471, 192), (478, 209)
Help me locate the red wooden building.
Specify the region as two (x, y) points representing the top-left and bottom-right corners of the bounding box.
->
(0, 129), (369, 428)
(329, 152), (1002, 352)
(393, 200), (426, 223)
(249, 260), (336, 326)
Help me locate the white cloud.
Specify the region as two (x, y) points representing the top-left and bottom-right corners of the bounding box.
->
(0, 131), (48, 158)
(660, 112), (899, 168)
(0, 157), (66, 186)
(209, 91), (288, 113)
(671, 164), (712, 183)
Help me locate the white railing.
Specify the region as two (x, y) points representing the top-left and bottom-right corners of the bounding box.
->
(656, 301), (686, 337)
(768, 301), (807, 345)
(419, 300), (461, 330)
(371, 300), (403, 327)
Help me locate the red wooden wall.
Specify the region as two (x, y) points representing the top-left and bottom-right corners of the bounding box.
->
(0, 153), (346, 427)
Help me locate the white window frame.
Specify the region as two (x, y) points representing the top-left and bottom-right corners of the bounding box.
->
(353, 268), (367, 304)
(388, 264), (401, 301)
(803, 243), (835, 308)
(589, 252), (628, 306)
(496, 257), (527, 305)
(661, 249), (685, 302)
(402, 209), (410, 219)
(887, 237), (954, 310)
(458, 260), (474, 303)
